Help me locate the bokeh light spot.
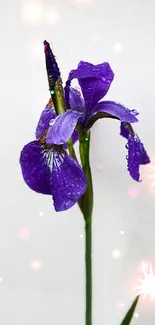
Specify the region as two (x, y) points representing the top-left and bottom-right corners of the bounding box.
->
(21, 0), (42, 23)
(91, 34), (100, 43)
(44, 7), (60, 25)
(19, 227), (30, 240)
(136, 263), (155, 300)
(112, 249), (121, 259)
(113, 43), (123, 53)
(128, 187), (139, 198)
(116, 302), (124, 309)
(31, 260), (42, 271)
(73, 0), (93, 4)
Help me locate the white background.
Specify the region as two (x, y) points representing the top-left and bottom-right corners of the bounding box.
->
(0, 0), (155, 324)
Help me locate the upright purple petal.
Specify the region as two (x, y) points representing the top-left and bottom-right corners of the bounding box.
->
(72, 129), (78, 144)
(52, 151), (87, 211)
(69, 87), (84, 109)
(66, 61), (114, 111)
(91, 101), (139, 123)
(35, 107), (56, 139)
(20, 141), (52, 194)
(127, 135), (150, 181)
(46, 110), (81, 145)
(63, 130), (79, 150)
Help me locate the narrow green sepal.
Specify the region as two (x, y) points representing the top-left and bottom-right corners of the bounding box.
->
(120, 295), (140, 325)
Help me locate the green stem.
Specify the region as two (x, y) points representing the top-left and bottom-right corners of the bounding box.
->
(85, 219), (92, 325)
(78, 130), (93, 325)
(67, 137), (78, 163)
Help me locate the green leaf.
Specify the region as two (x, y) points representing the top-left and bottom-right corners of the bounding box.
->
(120, 295), (140, 325)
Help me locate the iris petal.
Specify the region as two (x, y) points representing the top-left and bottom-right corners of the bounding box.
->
(120, 122), (130, 139)
(127, 135), (150, 181)
(72, 129), (78, 144)
(91, 101), (139, 123)
(20, 141), (52, 195)
(46, 110), (81, 145)
(65, 61), (114, 112)
(52, 151), (87, 211)
(69, 87), (84, 109)
(20, 141), (87, 211)
(35, 107), (56, 139)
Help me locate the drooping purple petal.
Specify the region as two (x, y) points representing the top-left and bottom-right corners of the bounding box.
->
(46, 110), (81, 145)
(120, 122), (130, 139)
(65, 61), (114, 111)
(20, 141), (87, 211)
(35, 107), (56, 139)
(91, 101), (139, 124)
(20, 141), (52, 194)
(127, 135), (150, 181)
(52, 150), (87, 211)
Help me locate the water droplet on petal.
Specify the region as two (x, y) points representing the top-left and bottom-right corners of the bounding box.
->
(49, 119), (55, 126)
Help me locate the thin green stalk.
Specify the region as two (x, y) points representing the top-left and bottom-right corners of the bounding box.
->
(78, 130), (93, 325)
(85, 218), (92, 325)
(67, 137), (78, 162)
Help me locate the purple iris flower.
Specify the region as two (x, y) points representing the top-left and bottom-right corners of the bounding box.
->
(48, 60), (150, 182)
(20, 40), (150, 213)
(20, 99), (87, 212)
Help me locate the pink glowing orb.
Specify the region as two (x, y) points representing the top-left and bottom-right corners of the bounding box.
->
(148, 165), (155, 187)
(74, 0), (93, 4)
(31, 260), (42, 271)
(91, 34), (100, 43)
(128, 187), (139, 198)
(29, 40), (44, 61)
(19, 227), (30, 240)
(44, 7), (60, 24)
(116, 302), (124, 309)
(21, 0), (42, 23)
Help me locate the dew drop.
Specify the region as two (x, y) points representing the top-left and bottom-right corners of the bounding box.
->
(49, 119), (55, 126)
